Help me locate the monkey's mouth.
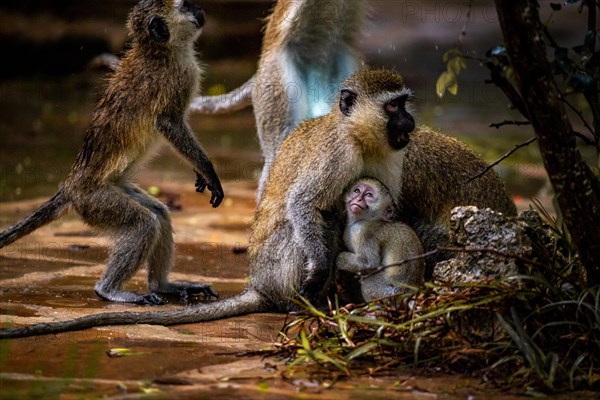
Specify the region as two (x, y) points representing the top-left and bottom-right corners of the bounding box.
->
(350, 203), (365, 214)
(390, 132), (411, 150)
(192, 9), (205, 28)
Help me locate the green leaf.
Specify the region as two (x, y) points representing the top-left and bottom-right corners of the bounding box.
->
(447, 83), (459, 96)
(447, 56), (466, 75)
(436, 71), (457, 98)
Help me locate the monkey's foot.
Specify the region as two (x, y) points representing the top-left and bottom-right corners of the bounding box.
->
(140, 293), (165, 305)
(154, 282), (219, 301)
(94, 288), (165, 305)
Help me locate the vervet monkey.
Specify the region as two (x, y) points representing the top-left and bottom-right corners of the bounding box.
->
(0, 69), (515, 338)
(191, 0), (365, 198)
(337, 178), (424, 302)
(0, 0), (222, 305)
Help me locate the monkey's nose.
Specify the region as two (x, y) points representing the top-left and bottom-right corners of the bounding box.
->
(193, 9), (205, 28)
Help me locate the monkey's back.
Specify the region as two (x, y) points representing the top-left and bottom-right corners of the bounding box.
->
(249, 115), (360, 308)
(399, 126), (516, 255)
(67, 47), (199, 186)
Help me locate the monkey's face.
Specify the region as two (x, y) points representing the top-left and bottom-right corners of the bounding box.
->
(339, 74), (415, 152)
(165, 0), (205, 41)
(346, 181), (394, 222)
(129, 0), (205, 45)
(177, 0), (205, 29)
(383, 94), (415, 150)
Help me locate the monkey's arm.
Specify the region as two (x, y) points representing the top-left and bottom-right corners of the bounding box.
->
(190, 76), (255, 114)
(157, 114), (224, 207)
(336, 251), (371, 274)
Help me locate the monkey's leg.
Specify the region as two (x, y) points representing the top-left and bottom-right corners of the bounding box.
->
(75, 185), (163, 305)
(123, 184), (218, 301)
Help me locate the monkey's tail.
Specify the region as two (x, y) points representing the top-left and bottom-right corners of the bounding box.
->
(0, 188), (70, 248)
(0, 289), (266, 339)
(189, 75), (255, 114)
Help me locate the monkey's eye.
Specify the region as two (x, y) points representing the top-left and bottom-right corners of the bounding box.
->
(353, 188), (361, 194)
(365, 192), (373, 198)
(385, 100), (399, 114)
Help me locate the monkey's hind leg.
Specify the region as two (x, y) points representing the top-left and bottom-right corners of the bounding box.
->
(123, 184), (218, 301)
(75, 184), (165, 305)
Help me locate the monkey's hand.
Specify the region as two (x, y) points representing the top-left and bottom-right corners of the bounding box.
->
(195, 172), (224, 208)
(336, 251), (365, 274)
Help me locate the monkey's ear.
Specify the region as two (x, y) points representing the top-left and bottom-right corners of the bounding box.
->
(148, 15), (170, 43)
(382, 205), (395, 222)
(339, 89), (357, 116)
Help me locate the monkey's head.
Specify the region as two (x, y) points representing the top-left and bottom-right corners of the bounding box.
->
(339, 70), (415, 152)
(128, 0), (205, 47)
(345, 178), (397, 223)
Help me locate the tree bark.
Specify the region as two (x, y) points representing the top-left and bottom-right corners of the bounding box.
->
(494, 0), (600, 285)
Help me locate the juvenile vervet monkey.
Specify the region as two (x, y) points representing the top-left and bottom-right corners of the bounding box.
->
(0, 69), (515, 338)
(0, 0), (223, 305)
(337, 178), (424, 302)
(191, 0), (365, 198)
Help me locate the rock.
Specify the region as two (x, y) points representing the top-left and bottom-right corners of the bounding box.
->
(432, 206), (546, 284)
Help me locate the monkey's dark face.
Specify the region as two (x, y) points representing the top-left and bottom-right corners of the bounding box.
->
(181, 0), (205, 28)
(347, 181), (394, 222)
(339, 88), (415, 151)
(384, 95), (415, 150)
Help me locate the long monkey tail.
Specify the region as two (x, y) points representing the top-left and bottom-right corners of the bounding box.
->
(0, 289), (265, 339)
(189, 75), (255, 114)
(0, 188), (70, 248)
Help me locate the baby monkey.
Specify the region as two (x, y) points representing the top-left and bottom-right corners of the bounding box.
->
(337, 178), (425, 302)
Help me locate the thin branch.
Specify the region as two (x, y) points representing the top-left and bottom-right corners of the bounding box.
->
(485, 64), (530, 119)
(563, 95), (599, 148)
(358, 246), (543, 280)
(489, 120), (531, 129)
(465, 136), (537, 183)
(562, 95), (597, 137)
(455, 1), (473, 50)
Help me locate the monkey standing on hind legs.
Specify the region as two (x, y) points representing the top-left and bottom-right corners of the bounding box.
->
(337, 177), (424, 303)
(0, 69), (516, 338)
(0, 0), (223, 305)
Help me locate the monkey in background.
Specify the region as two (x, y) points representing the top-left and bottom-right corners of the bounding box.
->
(337, 178), (424, 302)
(0, 0), (222, 305)
(190, 0), (365, 199)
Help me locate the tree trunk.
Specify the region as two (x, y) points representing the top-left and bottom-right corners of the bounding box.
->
(494, 0), (600, 285)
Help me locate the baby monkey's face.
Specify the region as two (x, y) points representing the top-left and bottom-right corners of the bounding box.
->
(347, 182), (379, 217)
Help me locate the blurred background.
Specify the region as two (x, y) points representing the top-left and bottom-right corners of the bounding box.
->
(0, 0), (592, 211)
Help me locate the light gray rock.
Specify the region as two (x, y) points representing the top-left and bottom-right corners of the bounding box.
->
(432, 206), (545, 284)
